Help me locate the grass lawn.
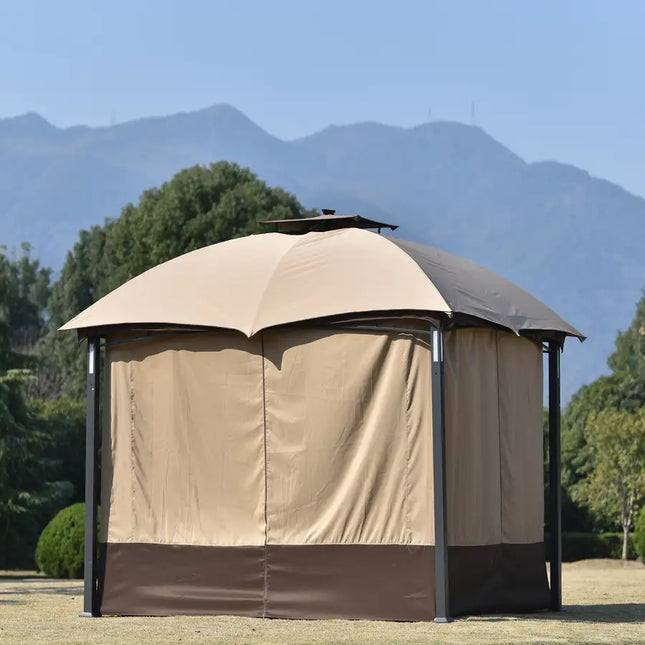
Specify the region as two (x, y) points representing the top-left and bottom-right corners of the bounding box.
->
(0, 559), (643, 644)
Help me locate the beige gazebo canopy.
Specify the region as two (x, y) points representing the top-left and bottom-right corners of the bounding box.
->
(61, 227), (582, 340)
(67, 222), (581, 622)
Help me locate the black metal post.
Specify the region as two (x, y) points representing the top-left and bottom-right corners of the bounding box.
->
(80, 337), (101, 617)
(431, 328), (452, 623)
(548, 340), (562, 611)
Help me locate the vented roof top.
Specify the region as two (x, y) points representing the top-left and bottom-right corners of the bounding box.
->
(259, 210), (398, 234)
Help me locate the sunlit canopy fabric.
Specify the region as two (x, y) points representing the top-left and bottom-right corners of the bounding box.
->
(60, 228), (582, 340)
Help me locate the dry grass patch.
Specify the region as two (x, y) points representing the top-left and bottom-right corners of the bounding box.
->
(0, 559), (643, 644)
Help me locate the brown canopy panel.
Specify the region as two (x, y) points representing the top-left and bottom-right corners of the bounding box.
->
(388, 237), (583, 341)
(259, 211), (398, 234)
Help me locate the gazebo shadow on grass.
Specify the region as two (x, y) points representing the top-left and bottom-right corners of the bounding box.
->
(0, 598), (25, 605)
(0, 584), (83, 596)
(0, 574), (47, 580)
(473, 604), (645, 624)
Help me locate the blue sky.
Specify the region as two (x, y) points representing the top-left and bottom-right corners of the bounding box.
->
(1, 1), (644, 197)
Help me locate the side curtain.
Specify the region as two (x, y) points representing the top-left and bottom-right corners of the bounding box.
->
(261, 328), (434, 620)
(100, 331), (267, 616)
(443, 329), (549, 615)
(99, 327), (435, 620)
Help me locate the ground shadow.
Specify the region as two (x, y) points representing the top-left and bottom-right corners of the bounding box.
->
(0, 585), (82, 597)
(0, 575), (47, 580)
(471, 604), (645, 625)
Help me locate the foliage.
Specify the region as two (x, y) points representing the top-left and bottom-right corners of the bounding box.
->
(29, 397), (86, 502)
(571, 407), (645, 558)
(544, 412), (595, 533)
(562, 373), (645, 488)
(634, 506), (645, 560)
(0, 370), (73, 568)
(0, 247), (68, 568)
(599, 532), (638, 560)
(545, 531), (636, 562)
(608, 289), (645, 377)
(43, 161), (314, 399)
(562, 291), (645, 533)
(35, 503), (97, 578)
(0, 245), (51, 371)
(546, 531), (637, 561)
(561, 373), (645, 532)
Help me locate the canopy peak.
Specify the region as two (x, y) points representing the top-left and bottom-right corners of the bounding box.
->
(259, 210), (399, 234)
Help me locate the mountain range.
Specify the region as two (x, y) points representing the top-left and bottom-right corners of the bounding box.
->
(1, 103), (644, 400)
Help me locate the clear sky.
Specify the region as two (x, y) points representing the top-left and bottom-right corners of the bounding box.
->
(1, 1), (644, 197)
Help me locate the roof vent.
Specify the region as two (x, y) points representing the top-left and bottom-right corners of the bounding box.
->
(259, 209), (398, 235)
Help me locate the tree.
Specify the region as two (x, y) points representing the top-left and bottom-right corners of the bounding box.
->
(562, 374), (645, 483)
(0, 247), (69, 567)
(571, 407), (645, 559)
(0, 370), (73, 568)
(37, 225), (108, 400)
(43, 162), (314, 398)
(634, 505), (645, 559)
(29, 397), (86, 502)
(0, 246), (51, 371)
(608, 289), (645, 378)
(561, 291), (645, 533)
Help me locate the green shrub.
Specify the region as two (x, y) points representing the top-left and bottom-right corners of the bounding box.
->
(600, 532), (637, 560)
(563, 532), (609, 561)
(545, 531), (636, 561)
(35, 503), (98, 578)
(634, 507), (645, 560)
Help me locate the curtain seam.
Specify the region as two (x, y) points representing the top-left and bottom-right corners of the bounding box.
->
(402, 339), (414, 545)
(495, 331), (504, 544)
(129, 361), (136, 543)
(261, 332), (268, 618)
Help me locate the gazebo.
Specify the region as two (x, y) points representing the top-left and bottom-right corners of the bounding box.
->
(62, 213), (582, 621)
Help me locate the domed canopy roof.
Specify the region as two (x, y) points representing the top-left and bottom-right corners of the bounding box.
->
(60, 227), (583, 341)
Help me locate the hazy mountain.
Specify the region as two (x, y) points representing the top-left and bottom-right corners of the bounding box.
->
(1, 104), (643, 400)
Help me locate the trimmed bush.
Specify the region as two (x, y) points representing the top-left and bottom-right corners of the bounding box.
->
(634, 507), (645, 560)
(35, 503), (98, 578)
(600, 532), (637, 560)
(545, 531), (636, 561)
(563, 532), (609, 561)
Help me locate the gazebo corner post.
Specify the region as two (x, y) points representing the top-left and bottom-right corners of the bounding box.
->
(548, 340), (562, 612)
(431, 327), (452, 623)
(80, 336), (101, 618)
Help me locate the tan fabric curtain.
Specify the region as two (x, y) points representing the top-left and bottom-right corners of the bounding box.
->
(444, 329), (544, 547)
(497, 332), (544, 544)
(263, 328), (434, 546)
(102, 325), (540, 553)
(104, 326), (434, 548)
(444, 329), (502, 546)
(103, 332), (266, 546)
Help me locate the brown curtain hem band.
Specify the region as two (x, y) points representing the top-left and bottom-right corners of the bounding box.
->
(99, 542), (549, 620)
(449, 542), (550, 616)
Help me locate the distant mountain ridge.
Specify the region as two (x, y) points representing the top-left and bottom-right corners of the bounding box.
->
(1, 103), (644, 400)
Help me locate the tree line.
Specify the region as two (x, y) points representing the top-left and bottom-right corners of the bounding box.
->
(0, 160), (643, 568)
(561, 292), (645, 558)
